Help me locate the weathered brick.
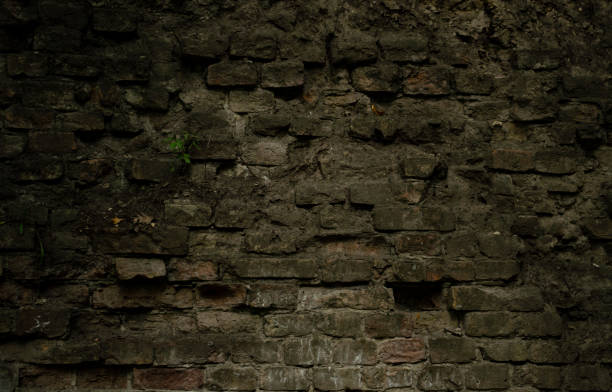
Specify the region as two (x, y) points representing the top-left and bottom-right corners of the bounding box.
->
(296, 182), (345, 205)
(515, 49), (562, 70)
(231, 336), (279, 363)
(317, 310), (363, 337)
(262, 60), (304, 88)
(511, 98), (557, 122)
(352, 63), (401, 93)
(365, 312), (413, 338)
(125, 87), (169, 111)
(97, 226), (189, 256)
(299, 286), (392, 311)
(93, 284), (193, 309)
(19, 366), (73, 389)
(565, 365), (611, 391)
(289, 116), (333, 137)
(430, 337), (477, 363)
(0, 309), (15, 334)
(482, 339), (529, 362)
(465, 363), (509, 390)
(165, 199), (213, 227)
(401, 155), (438, 178)
(314, 367), (364, 391)
(27, 132), (76, 153)
(76, 367), (128, 389)
(385, 367), (414, 389)
(241, 139), (288, 165)
(0, 224), (35, 250)
(349, 182), (391, 206)
(14, 159), (64, 182)
(283, 335), (332, 365)
(477, 232), (521, 258)
(320, 258), (373, 283)
(261, 367), (311, 391)
(247, 283), (298, 309)
(92, 8), (137, 33)
(130, 159), (174, 182)
(379, 338), (426, 363)
(154, 335), (230, 365)
(373, 205), (456, 231)
(207, 61), (258, 87)
(464, 312), (515, 337)
(0, 339), (100, 364)
(15, 307), (70, 338)
(333, 338), (377, 365)
(196, 311), (260, 334)
(450, 286), (544, 311)
(52, 54), (100, 78)
(418, 365), (463, 391)
(535, 150), (577, 174)
(230, 89), (275, 113)
(404, 66), (451, 96)
(559, 102), (602, 124)
(490, 149), (535, 172)
(515, 311), (563, 337)
(455, 71), (494, 95)
(395, 233), (441, 255)
(105, 57), (150, 82)
(528, 340), (576, 363)
(249, 113), (291, 136)
(233, 258), (317, 279)
(380, 32), (428, 62)
(244, 223), (299, 254)
(474, 260), (520, 280)
(115, 257), (166, 280)
(231, 28), (277, 60)
(196, 283), (247, 308)
(0, 134), (26, 158)
(133, 368), (203, 390)
(205, 366), (258, 391)
(331, 30), (377, 65)
(34, 26), (81, 52)
(264, 313), (314, 337)
(101, 337), (154, 365)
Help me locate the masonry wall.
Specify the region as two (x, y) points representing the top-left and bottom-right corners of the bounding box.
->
(0, 0), (611, 391)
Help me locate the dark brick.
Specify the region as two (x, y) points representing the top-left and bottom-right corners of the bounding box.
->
(92, 8), (137, 33)
(564, 74), (610, 98)
(317, 311), (363, 337)
(231, 336), (279, 363)
(365, 313), (412, 338)
(401, 155), (438, 178)
(39, 0), (89, 30)
(490, 149), (535, 172)
(0, 309), (15, 334)
(352, 63), (401, 93)
(230, 89), (275, 113)
(430, 337), (477, 363)
(535, 150), (577, 174)
(451, 286), (543, 311)
(28, 132), (76, 153)
(4, 105), (55, 129)
(52, 54), (100, 78)
(34, 26), (81, 52)
(418, 365), (463, 391)
(515, 49), (562, 70)
(179, 26), (228, 59)
(264, 313), (314, 337)
(206, 61), (258, 87)
(233, 258), (317, 279)
(477, 232), (521, 258)
(7, 53), (47, 77)
(565, 365), (611, 391)
(380, 32), (428, 62)
(165, 199), (213, 227)
(299, 286), (392, 311)
(0, 224), (34, 250)
(465, 363), (509, 390)
(154, 335), (230, 365)
(97, 226), (189, 256)
(133, 368), (204, 390)
(77, 368), (128, 389)
(320, 257), (372, 283)
(515, 311), (563, 337)
(130, 159), (174, 182)
(16, 307), (70, 338)
(231, 28), (277, 60)
(249, 113), (291, 136)
(333, 338), (377, 365)
(14, 159), (63, 181)
(331, 29), (377, 65)
(206, 366), (258, 391)
(455, 71), (494, 95)
(474, 260), (520, 280)
(0, 2), (38, 26)
(482, 340), (528, 362)
(464, 312), (515, 337)
(19, 366), (73, 389)
(373, 205), (456, 231)
(105, 57), (150, 82)
(125, 87), (169, 111)
(262, 60), (304, 88)
(289, 115), (333, 137)
(59, 111), (104, 132)
(93, 284), (193, 309)
(404, 66), (451, 95)
(395, 233), (442, 256)
(196, 283), (247, 308)
(584, 219), (612, 240)
(261, 367), (310, 391)
(379, 338), (426, 363)
(511, 98), (557, 122)
(295, 181), (345, 205)
(197, 311), (260, 334)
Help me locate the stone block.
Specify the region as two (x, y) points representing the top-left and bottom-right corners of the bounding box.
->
(4, 105), (55, 129)
(27, 132), (76, 153)
(364, 313), (412, 338)
(0, 134), (25, 158)
(565, 365), (611, 391)
(247, 283), (298, 309)
(464, 312), (515, 337)
(207, 61), (258, 87)
(283, 335), (332, 366)
(180, 26), (228, 59)
(231, 28), (277, 60)
(125, 87), (169, 111)
(101, 337), (153, 365)
(231, 336), (280, 363)
(264, 313), (314, 337)
(0, 224), (35, 250)
(380, 32), (428, 62)
(196, 311), (260, 334)
(230, 89), (275, 113)
(395, 233), (441, 255)
(19, 366), (73, 389)
(241, 139), (288, 165)
(261, 367), (311, 391)
(515, 311), (563, 337)
(352, 63), (401, 93)
(474, 260), (520, 280)
(320, 258), (372, 283)
(331, 30), (377, 65)
(93, 284), (193, 309)
(52, 54), (100, 78)
(295, 182), (345, 205)
(205, 366), (258, 391)
(154, 335), (230, 365)
(289, 116), (333, 137)
(133, 368), (204, 390)
(373, 205), (456, 231)
(233, 258), (317, 279)
(317, 311), (363, 337)
(515, 49), (562, 70)
(477, 232), (521, 258)
(314, 367), (365, 391)
(401, 155), (438, 178)
(418, 365), (463, 391)
(34, 26), (81, 52)
(262, 60), (304, 88)
(404, 66), (451, 96)
(482, 340), (528, 362)
(378, 338), (426, 363)
(490, 149), (535, 172)
(97, 226), (189, 256)
(165, 199), (212, 227)
(455, 71), (494, 95)
(298, 286), (392, 311)
(130, 159), (174, 182)
(92, 8), (137, 33)
(535, 150), (577, 174)
(7, 53), (47, 77)
(168, 259), (217, 282)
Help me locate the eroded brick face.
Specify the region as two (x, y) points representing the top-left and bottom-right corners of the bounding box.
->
(0, 1), (611, 391)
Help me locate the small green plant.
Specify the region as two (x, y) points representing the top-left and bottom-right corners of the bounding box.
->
(164, 132), (200, 171)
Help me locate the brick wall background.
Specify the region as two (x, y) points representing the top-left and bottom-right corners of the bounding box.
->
(0, 0), (611, 391)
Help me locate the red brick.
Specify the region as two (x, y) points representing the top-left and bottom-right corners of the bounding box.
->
(133, 368), (204, 390)
(378, 338), (426, 363)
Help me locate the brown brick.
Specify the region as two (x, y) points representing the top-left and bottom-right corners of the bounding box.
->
(373, 205), (456, 231)
(7, 53), (47, 77)
(77, 367), (128, 389)
(482, 340), (528, 362)
(261, 367), (311, 391)
(365, 312), (413, 338)
(395, 233), (441, 255)
(331, 30), (377, 65)
(115, 257), (166, 280)
(317, 310), (363, 337)
(283, 335), (332, 366)
(92, 284), (193, 309)
(168, 259), (218, 281)
(130, 159), (174, 183)
(133, 368), (204, 390)
(378, 338), (426, 363)
(264, 313), (314, 337)
(230, 28), (277, 60)
(19, 366), (73, 389)
(101, 337), (154, 365)
(320, 258), (373, 283)
(430, 337), (477, 363)
(565, 365), (611, 391)
(298, 287), (392, 311)
(231, 336), (280, 363)
(464, 312), (515, 337)
(404, 66), (451, 96)
(380, 32), (428, 62)
(15, 307), (70, 338)
(352, 63), (401, 93)
(490, 149), (535, 172)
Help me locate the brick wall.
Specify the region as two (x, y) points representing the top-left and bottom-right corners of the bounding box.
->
(0, 0), (611, 391)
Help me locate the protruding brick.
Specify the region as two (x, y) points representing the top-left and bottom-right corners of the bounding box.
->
(115, 258), (166, 280)
(262, 60), (304, 88)
(331, 30), (377, 65)
(378, 338), (426, 363)
(296, 182), (345, 205)
(207, 61), (258, 87)
(395, 233), (441, 255)
(133, 368), (204, 390)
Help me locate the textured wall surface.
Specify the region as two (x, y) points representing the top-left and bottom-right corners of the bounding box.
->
(0, 0), (611, 391)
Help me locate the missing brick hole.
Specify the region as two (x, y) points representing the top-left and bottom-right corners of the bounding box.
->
(386, 283), (443, 310)
(197, 284), (242, 299)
